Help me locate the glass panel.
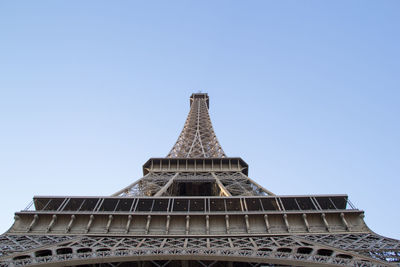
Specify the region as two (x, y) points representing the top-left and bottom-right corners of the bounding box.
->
(295, 197), (317, 210)
(189, 199), (205, 212)
(245, 198), (262, 211)
(98, 199), (119, 211)
(260, 198), (279, 211)
(280, 198), (300, 211)
(173, 199), (189, 211)
(63, 198), (85, 211)
(136, 199), (154, 212)
(210, 199), (225, 212)
(115, 199), (134, 212)
(152, 199), (169, 212)
(226, 199), (241, 211)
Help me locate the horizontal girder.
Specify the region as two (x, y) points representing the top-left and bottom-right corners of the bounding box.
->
(0, 234), (395, 267)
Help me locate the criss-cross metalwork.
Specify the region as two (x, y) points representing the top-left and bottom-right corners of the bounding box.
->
(167, 93), (225, 158)
(1, 93), (399, 267)
(0, 235), (395, 267)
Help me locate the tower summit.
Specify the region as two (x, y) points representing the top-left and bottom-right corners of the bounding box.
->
(1, 93), (399, 267)
(167, 93), (225, 158)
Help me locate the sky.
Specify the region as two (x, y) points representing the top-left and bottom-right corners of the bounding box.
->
(0, 1), (399, 239)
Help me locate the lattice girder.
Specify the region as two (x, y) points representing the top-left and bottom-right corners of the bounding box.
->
(113, 172), (177, 197)
(302, 233), (400, 263)
(167, 94), (225, 158)
(0, 235), (395, 267)
(114, 171), (273, 197)
(0, 235), (75, 258)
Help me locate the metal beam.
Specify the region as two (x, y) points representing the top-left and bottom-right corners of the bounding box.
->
(154, 173), (179, 197)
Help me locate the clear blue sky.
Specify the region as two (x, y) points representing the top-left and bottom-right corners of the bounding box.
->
(0, 1), (399, 239)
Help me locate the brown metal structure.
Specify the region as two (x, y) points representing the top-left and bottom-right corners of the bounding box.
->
(1, 93), (399, 267)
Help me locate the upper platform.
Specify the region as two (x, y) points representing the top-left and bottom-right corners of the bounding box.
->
(190, 93), (209, 108)
(142, 157), (249, 176)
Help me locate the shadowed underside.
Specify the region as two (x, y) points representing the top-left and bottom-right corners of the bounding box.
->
(1, 93), (399, 267)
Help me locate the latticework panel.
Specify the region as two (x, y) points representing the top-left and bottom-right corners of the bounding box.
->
(167, 94), (225, 158)
(175, 172), (214, 181)
(0, 235), (74, 257)
(302, 233), (400, 264)
(214, 172), (269, 196)
(117, 172), (176, 197)
(74, 261), (289, 267)
(115, 171), (271, 197)
(0, 235), (394, 267)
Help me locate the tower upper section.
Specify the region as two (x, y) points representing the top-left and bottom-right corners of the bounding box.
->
(167, 93), (226, 158)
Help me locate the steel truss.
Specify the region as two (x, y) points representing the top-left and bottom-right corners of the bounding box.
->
(114, 171), (272, 197)
(167, 94), (225, 158)
(1, 234), (398, 266)
(77, 261), (287, 267)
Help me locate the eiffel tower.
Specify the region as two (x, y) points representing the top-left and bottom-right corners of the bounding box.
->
(1, 93), (399, 267)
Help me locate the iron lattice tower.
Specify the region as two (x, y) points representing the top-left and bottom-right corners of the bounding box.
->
(1, 93), (399, 267)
